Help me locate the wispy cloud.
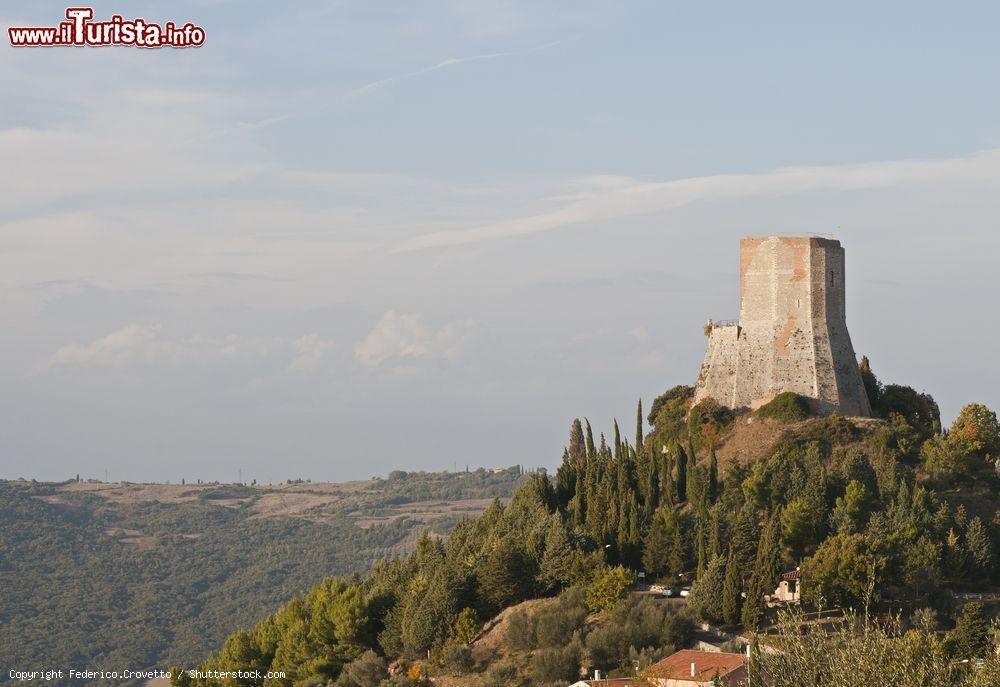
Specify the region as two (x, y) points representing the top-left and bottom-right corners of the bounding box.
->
(47, 325), (280, 370)
(355, 311), (479, 370)
(45, 325), (337, 373)
(347, 37), (576, 98)
(394, 149), (1000, 251)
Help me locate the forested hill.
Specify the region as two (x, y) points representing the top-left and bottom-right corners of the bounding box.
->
(0, 468), (525, 686)
(179, 359), (1000, 687)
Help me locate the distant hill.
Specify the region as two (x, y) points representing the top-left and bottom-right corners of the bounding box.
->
(0, 469), (525, 685)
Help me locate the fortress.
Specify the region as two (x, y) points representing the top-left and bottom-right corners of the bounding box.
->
(693, 236), (871, 417)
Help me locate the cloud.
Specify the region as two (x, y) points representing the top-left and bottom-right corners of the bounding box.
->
(394, 149), (1000, 251)
(47, 325), (280, 370)
(288, 334), (336, 372)
(355, 311), (478, 369)
(348, 38), (575, 98)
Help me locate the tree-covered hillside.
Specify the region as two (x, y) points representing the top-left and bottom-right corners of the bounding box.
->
(0, 469), (524, 686)
(178, 359), (1000, 687)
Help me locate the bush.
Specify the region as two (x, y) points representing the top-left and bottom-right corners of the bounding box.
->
(529, 643), (581, 684)
(772, 415), (859, 458)
(535, 602), (587, 647)
(756, 392), (812, 422)
(481, 660), (518, 687)
(687, 398), (735, 450)
(585, 596), (693, 672)
(338, 651), (388, 687)
(442, 643), (474, 674)
(505, 608), (536, 651)
(760, 610), (1000, 687)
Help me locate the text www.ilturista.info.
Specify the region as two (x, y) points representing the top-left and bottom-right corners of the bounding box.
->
(8, 8), (205, 48)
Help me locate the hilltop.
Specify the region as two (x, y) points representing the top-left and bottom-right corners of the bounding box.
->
(175, 359), (1000, 687)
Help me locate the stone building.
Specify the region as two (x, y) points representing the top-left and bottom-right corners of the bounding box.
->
(693, 236), (871, 417)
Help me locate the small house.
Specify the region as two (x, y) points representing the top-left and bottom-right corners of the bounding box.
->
(770, 569), (801, 604)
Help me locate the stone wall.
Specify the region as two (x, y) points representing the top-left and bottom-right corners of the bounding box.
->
(693, 236), (871, 416)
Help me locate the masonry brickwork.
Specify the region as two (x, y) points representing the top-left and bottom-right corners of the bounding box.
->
(693, 236), (871, 417)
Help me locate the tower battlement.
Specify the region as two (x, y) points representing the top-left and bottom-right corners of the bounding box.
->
(693, 236), (871, 416)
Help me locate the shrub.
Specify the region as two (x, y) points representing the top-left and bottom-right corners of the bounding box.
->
(687, 398), (735, 450)
(481, 660), (518, 687)
(529, 643), (581, 684)
(535, 602), (587, 647)
(442, 643), (474, 674)
(760, 610), (1000, 687)
(338, 651), (388, 687)
(756, 392), (812, 422)
(772, 415), (859, 458)
(586, 596), (693, 672)
(505, 608), (536, 651)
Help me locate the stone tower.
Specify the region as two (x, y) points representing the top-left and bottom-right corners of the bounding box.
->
(693, 236), (871, 416)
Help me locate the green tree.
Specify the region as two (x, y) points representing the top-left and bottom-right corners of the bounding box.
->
(537, 514), (575, 592)
(964, 517), (993, 582)
(859, 355), (881, 412)
(946, 403), (1000, 463)
(687, 556), (726, 624)
(801, 534), (875, 609)
(830, 480), (868, 535)
(721, 545), (742, 627)
(948, 603), (993, 659)
(636, 399), (644, 451)
(477, 539), (533, 615)
(676, 445), (688, 503)
(450, 608), (479, 645)
(643, 507), (683, 578)
(730, 506), (760, 581)
(586, 565), (637, 613)
(708, 449), (719, 502)
(781, 495), (824, 557)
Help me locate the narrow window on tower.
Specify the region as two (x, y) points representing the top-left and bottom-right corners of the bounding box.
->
(830, 270), (836, 286)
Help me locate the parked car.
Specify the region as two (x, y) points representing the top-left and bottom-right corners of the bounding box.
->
(661, 587), (677, 598)
(679, 586), (691, 598)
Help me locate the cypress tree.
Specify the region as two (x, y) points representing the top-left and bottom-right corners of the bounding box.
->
(965, 517), (993, 581)
(585, 419), (597, 460)
(743, 511), (780, 631)
(569, 419), (586, 467)
(721, 546), (741, 627)
(643, 508), (673, 577)
(676, 445), (688, 503)
(696, 524), (708, 580)
(708, 506), (723, 560)
(635, 399), (644, 451)
(576, 468), (588, 521)
(708, 449), (719, 502)
(741, 578), (764, 631)
(669, 515), (685, 577)
(661, 459), (676, 509)
(731, 506), (760, 583)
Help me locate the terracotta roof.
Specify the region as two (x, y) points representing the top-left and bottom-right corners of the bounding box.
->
(780, 569), (801, 581)
(645, 650), (746, 682)
(580, 679), (650, 687)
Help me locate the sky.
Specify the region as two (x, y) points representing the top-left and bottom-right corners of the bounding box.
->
(2, 1), (1000, 483)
